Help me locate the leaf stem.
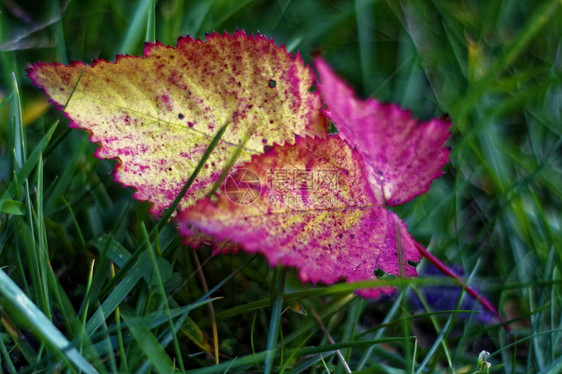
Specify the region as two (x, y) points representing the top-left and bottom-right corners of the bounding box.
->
(414, 241), (511, 332)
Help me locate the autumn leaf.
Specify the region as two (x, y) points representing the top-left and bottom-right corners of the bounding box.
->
(314, 58), (450, 206)
(179, 135), (422, 298)
(27, 31), (327, 215)
(180, 59), (452, 297)
(308, 61), (504, 326)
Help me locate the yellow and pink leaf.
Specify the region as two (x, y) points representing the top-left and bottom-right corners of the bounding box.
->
(179, 136), (422, 297)
(28, 30), (505, 325)
(27, 31), (326, 215)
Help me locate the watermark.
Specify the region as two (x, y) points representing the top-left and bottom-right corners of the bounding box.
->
(269, 169), (339, 191)
(267, 192), (342, 208)
(223, 168), (261, 204)
(224, 168), (341, 205)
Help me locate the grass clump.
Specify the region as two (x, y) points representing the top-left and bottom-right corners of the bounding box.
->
(1, 0), (561, 372)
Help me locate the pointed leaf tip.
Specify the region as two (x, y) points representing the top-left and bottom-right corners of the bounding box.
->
(314, 58), (451, 206)
(27, 32), (327, 215)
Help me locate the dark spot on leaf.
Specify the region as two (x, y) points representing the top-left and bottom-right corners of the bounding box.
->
(170, 55), (175, 59)
(262, 139), (267, 144)
(350, 234), (355, 238)
(248, 104), (253, 109)
(188, 122), (194, 128)
(374, 268), (386, 277)
(178, 113), (185, 119)
(269, 79), (276, 88)
(308, 85), (317, 93)
(59, 87), (64, 92)
(237, 82), (241, 87)
(269, 120), (274, 124)
(168, 167), (172, 171)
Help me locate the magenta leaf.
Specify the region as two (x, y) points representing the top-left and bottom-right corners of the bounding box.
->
(179, 135), (422, 298)
(311, 60), (506, 328)
(314, 58), (451, 206)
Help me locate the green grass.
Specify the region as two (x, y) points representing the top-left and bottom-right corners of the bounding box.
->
(1, 0), (561, 372)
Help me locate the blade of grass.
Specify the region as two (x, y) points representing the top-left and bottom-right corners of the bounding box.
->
(35, 153), (53, 320)
(490, 328), (562, 359)
(356, 290), (407, 369)
(278, 330), (316, 374)
(135, 243), (257, 372)
(0, 333), (17, 374)
(537, 355), (562, 374)
(452, 0), (561, 123)
(120, 305), (176, 374)
(192, 248), (219, 365)
(95, 121), (228, 302)
(11, 73), (25, 169)
(284, 293), (355, 350)
(311, 307), (352, 374)
(264, 266), (286, 374)
(401, 286), (414, 373)
(44, 136), (88, 216)
(49, 0), (68, 64)
(111, 262), (129, 373)
(186, 338), (409, 374)
(119, 0), (153, 54)
(0, 90), (14, 111)
(1, 121), (57, 201)
(97, 305), (119, 374)
(86, 123), (228, 336)
(217, 277), (456, 320)
(0, 268), (98, 373)
(336, 297), (362, 374)
(77, 259), (96, 356)
(44, 258), (106, 372)
(145, 0), (156, 43)
(411, 286), (454, 374)
(355, 0), (376, 95)
(141, 222), (185, 372)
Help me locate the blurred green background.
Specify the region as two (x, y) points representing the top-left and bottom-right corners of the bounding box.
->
(1, 0), (561, 372)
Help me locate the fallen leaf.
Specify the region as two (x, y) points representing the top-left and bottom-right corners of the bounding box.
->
(314, 58), (450, 206)
(180, 135), (421, 297)
(27, 31), (326, 215)
(181, 59), (452, 297)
